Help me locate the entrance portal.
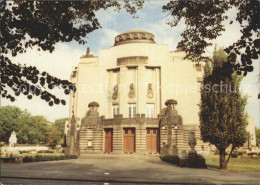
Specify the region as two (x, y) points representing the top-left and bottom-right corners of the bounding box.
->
(146, 128), (158, 153)
(123, 128), (135, 153)
(104, 128), (113, 153)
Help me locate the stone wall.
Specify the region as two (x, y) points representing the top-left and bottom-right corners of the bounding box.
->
(68, 113), (215, 155)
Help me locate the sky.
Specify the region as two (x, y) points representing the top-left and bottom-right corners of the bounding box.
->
(2, 1), (259, 127)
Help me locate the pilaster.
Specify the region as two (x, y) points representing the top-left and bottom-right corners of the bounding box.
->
(119, 67), (128, 117)
(137, 65), (146, 115)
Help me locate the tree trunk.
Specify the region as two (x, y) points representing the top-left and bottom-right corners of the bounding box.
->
(219, 149), (227, 169)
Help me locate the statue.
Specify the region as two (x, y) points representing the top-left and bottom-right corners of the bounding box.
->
(5, 131), (23, 162)
(165, 99), (178, 110)
(81, 101), (101, 129)
(81, 47), (94, 58)
(112, 85), (118, 100)
(85, 101), (99, 117)
(9, 131), (17, 147)
(147, 83), (153, 99)
(188, 132), (197, 151)
(128, 83), (135, 98)
(165, 99), (179, 123)
(86, 47), (90, 55)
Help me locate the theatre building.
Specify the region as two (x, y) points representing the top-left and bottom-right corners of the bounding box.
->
(65, 29), (214, 155)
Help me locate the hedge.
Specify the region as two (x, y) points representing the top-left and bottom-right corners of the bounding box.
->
(160, 155), (180, 165)
(23, 155), (77, 162)
(231, 152), (238, 158)
(37, 150), (54, 153)
(20, 150), (37, 154)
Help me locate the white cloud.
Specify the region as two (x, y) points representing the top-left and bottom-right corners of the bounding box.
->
(96, 8), (118, 27)
(204, 8), (242, 56)
(145, 17), (184, 51)
(99, 28), (119, 49)
(8, 43), (83, 80)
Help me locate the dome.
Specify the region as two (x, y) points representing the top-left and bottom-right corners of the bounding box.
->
(114, 29), (156, 46)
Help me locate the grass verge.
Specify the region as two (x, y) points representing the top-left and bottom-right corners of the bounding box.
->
(204, 155), (260, 172)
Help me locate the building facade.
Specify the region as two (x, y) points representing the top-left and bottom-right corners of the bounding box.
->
(66, 30), (217, 155)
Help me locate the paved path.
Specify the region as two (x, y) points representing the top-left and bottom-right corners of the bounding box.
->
(1, 155), (260, 184)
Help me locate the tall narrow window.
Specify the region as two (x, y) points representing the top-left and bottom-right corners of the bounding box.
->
(112, 104), (119, 117)
(128, 104), (136, 118)
(146, 104), (155, 118)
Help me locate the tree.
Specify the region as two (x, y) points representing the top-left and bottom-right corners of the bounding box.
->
(163, 0), (259, 75)
(199, 47), (248, 169)
(47, 118), (67, 147)
(1, 0), (143, 104)
(256, 127), (260, 147)
(0, 105), (49, 144)
(0, 105), (28, 142)
(24, 116), (49, 144)
(47, 128), (59, 148)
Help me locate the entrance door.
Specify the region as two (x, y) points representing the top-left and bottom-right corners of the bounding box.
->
(146, 128), (158, 153)
(123, 128), (135, 153)
(104, 128), (113, 153)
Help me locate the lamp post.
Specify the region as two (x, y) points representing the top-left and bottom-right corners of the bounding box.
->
(174, 126), (178, 147)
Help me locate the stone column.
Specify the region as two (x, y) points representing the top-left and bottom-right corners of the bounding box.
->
(137, 65), (146, 115)
(119, 67), (128, 117)
(155, 68), (161, 116)
(108, 70), (113, 118)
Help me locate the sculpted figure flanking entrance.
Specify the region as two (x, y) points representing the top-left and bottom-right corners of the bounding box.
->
(81, 101), (101, 129)
(159, 99), (183, 155)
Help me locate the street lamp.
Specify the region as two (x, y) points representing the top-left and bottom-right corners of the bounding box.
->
(174, 126), (178, 148)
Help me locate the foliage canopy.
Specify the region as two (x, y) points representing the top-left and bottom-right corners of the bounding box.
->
(163, 0), (259, 75)
(199, 47), (248, 169)
(0, 105), (66, 146)
(0, 0), (143, 105)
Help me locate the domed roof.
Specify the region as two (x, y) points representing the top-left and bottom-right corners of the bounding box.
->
(114, 29), (156, 46)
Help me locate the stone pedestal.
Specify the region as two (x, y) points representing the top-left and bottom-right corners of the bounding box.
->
(188, 150), (197, 159)
(172, 146), (178, 156)
(179, 150), (206, 168)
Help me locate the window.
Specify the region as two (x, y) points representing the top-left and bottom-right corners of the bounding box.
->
(112, 104), (119, 117)
(87, 140), (92, 147)
(128, 104), (136, 118)
(146, 104), (154, 118)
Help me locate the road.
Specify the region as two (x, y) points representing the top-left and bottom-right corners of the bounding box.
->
(1, 155), (260, 184)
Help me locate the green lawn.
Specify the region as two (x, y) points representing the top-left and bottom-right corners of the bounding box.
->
(204, 155), (260, 172)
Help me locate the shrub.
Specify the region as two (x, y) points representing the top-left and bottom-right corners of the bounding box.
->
(160, 155), (180, 165)
(20, 150), (29, 154)
(37, 150), (54, 153)
(23, 156), (35, 162)
(231, 152), (238, 158)
(20, 150), (36, 154)
(213, 150), (219, 155)
(213, 150), (228, 155)
(248, 152), (257, 156)
(23, 154), (77, 163)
